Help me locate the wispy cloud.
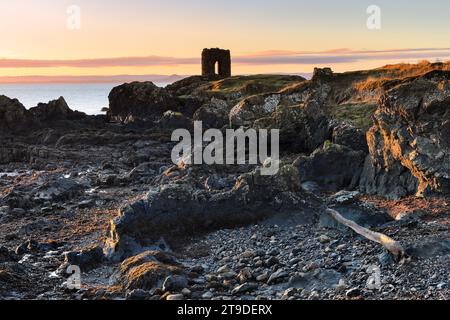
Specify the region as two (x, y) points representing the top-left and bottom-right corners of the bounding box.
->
(239, 48), (450, 56)
(234, 48), (450, 65)
(0, 56), (199, 68)
(0, 74), (186, 84)
(1, 48), (450, 69)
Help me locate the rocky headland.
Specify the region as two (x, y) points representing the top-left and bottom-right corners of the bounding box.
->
(0, 62), (448, 300)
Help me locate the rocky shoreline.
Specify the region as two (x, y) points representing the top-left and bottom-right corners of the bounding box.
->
(0, 63), (448, 300)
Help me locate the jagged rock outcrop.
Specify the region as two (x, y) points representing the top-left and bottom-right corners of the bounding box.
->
(0, 96), (30, 132)
(229, 83), (331, 153)
(229, 82), (331, 128)
(254, 101), (331, 153)
(166, 76), (211, 96)
(29, 97), (85, 122)
(0, 96), (95, 139)
(3, 174), (86, 209)
(158, 111), (190, 129)
(167, 76), (308, 130)
(105, 164), (321, 260)
(360, 71), (450, 198)
(0, 246), (18, 263)
(331, 122), (368, 153)
(193, 98), (232, 129)
(0, 145), (29, 164)
(63, 246), (105, 272)
(108, 82), (181, 124)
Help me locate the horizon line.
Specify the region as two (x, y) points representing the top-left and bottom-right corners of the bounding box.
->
(0, 73), (316, 84)
(1, 47), (450, 69)
(0, 74), (189, 84)
(0, 58), (449, 84)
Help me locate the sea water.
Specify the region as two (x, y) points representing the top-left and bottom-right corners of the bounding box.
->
(0, 82), (170, 115)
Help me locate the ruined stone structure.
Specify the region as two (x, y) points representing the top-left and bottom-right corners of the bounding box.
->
(312, 67), (334, 82)
(202, 48), (231, 79)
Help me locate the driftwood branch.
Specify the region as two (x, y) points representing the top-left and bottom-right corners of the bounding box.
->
(326, 208), (405, 260)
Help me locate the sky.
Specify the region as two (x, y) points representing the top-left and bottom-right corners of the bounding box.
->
(1, 0), (450, 82)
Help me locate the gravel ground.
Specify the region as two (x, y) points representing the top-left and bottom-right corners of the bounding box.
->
(177, 209), (449, 300)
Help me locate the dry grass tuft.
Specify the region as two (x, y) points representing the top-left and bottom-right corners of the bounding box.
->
(124, 262), (183, 291)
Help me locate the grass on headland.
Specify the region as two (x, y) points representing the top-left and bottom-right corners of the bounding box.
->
(209, 75), (305, 95)
(325, 103), (377, 131)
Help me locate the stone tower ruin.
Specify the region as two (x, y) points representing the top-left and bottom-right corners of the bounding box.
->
(202, 48), (231, 79)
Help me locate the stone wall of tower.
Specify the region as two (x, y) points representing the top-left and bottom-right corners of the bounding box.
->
(201, 48), (231, 79)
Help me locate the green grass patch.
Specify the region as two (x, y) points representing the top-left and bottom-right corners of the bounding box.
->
(326, 103), (377, 131)
(209, 75), (304, 96)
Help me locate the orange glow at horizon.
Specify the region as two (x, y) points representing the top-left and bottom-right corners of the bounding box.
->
(0, 57), (448, 81)
(1, 1), (450, 82)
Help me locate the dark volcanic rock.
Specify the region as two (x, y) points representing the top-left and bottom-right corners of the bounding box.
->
(360, 71), (450, 198)
(162, 275), (189, 292)
(405, 238), (450, 259)
(332, 123), (368, 153)
(254, 102), (331, 153)
(0, 145), (29, 164)
(229, 82), (331, 153)
(2, 172), (87, 209)
(229, 81), (330, 128)
(0, 95), (30, 132)
(0, 246), (18, 263)
(34, 177), (86, 202)
(63, 245), (105, 272)
(107, 82), (180, 124)
(15, 239), (62, 255)
(294, 143), (366, 192)
(29, 97), (86, 122)
(0, 95), (102, 140)
(0, 262), (31, 295)
(359, 155), (419, 200)
(166, 76), (210, 96)
(158, 110), (190, 129)
(105, 164), (320, 260)
(193, 98), (231, 129)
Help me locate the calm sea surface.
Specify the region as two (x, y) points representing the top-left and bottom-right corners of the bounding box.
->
(0, 82), (169, 115)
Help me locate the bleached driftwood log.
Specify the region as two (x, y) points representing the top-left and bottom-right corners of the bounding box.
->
(326, 208), (406, 260)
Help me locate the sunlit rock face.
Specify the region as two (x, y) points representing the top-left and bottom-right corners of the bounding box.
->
(360, 71), (450, 199)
